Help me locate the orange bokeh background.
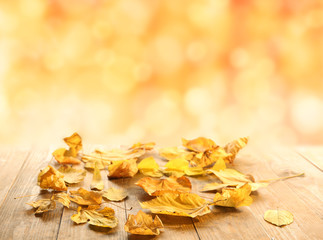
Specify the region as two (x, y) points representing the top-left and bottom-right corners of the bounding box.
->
(0, 0), (322, 147)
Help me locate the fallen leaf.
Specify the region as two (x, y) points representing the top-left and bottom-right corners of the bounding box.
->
(129, 142), (155, 152)
(163, 158), (189, 176)
(57, 165), (86, 184)
(52, 148), (81, 165)
(101, 187), (128, 202)
(124, 210), (164, 235)
(84, 160), (108, 170)
(224, 137), (248, 163)
(210, 158), (226, 171)
(37, 165), (67, 191)
(184, 167), (205, 176)
(108, 159), (138, 178)
(182, 137), (216, 152)
(138, 157), (163, 178)
(69, 188), (102, 206)
(212, 184), (253, 207)
(71, 206), (88, 224)
(53, 192), (70, 208)
(140, 192), (211, 218)
(159, 147), (194, 161)
(64, 132), (83, 157)
(207, 168), (254, 184)
(26, 199), (56, 214)
(136, 176), (192, 196)
(90, 162), (104, 191)
(190, 147), (231, 168)
(264, 209), (294, 227)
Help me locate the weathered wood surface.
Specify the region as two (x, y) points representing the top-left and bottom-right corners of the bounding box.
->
(0, 146), (322, 240)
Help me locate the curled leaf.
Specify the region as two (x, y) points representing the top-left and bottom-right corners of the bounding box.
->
(182, 137), (216, 152)
(224, 137), (248, 163)
(57, 165), (86, 184)
(63, 132), (83, 157)
(37, 165), (67, 191)
(125, 210), (164, 235)
(53, 192), (70, 208)
(108, 159), (138, 178)
(140, 192), (211, 218)
(69, 188), (102, 206)
(191, 147), (231, 168)
(26, 199), (56, 214)
(138, 157), (163, 178)
(52, 148), (81, 164)
(212, 184), (253, 207)
(101, 187), (128, 202)
(264, 209), (294, 227)
(90, 162), (104, 191)
(136, 176), (192, 196)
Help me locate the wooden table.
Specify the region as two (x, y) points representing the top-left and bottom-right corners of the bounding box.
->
(0, 146), (322, 240)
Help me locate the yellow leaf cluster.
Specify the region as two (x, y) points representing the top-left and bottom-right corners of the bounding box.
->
(37, 165), (67, 191)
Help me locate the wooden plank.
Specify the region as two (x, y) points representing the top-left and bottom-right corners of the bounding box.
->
(296, 146), (323, 171)
(0, 148), (30, 205)
(233, 148), (323, 240)
(56, 146), (128, 240)
(0, 149), (63, 240)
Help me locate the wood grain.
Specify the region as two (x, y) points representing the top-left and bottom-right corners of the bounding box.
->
(296, 146), (323, 171)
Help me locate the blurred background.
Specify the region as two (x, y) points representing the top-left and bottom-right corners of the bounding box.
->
(0, 0), (322, 147)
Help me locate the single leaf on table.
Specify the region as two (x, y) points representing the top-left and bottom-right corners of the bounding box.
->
(159, 147), (194, 161)
(163, 158), (189, 177)
(124, 210), (164, 236)
(138, 156), (163, 178)
(57, 165), (86, 184)
(53, 192), (70, 207)
(37, 165), (67, 191)
(63, 132), (83, 157)
(140, 192), (211, 218)
(182, 137), (216, 152)
(264, 209), (294, 227)
(136, 176), (192, 196)
(90, 162), (104, 191)
(101, 187), (128, 202)
(212, 184), (253, 207)
(52, 148), (81, 165)
(69, 188), (102, 205)
(108, 159), (138, 178)
(224, 137), (248, 163)
(26, 199), (56, 214)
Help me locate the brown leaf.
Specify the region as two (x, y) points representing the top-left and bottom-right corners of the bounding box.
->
(69, 188), (102, 206)
(101, 187), (128, 201)
(136, 176), (192, 196)
(57, 165), (86, 184)
(37, 165), (67, 191)
(124, 210), (164, 235)
(108, 159), (138, 178)
(26, 199), (56, 214)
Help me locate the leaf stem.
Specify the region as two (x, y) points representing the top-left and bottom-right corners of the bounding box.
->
(258, 172), (304, 183)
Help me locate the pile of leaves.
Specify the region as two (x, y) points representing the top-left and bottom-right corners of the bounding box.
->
(27, 133), (299, 236)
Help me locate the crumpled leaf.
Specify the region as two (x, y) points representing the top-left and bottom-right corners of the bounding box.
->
(108, 159), (138, 178)
(136, 176), (192, 196)
(57, 165), (86, 184)
(138, 157), (163, 177)
(212, 184), (253, 207)
(53, 192), (70, 208)
(224, 137), (248, 163)
(124, 210), (164, 235)
(184, 167), (205, 176)
(90, 162), (104, 190)
(210, 158), (226, 171)
(26, 199), (56, 214)
(69, 188), (102, 205)
(190, 147), (231, 168)
(52, 148), (81, 165)
(182, 137), (216, 152)
(163, 158), (189, 177)
(71, 206), (118, 228)
(101, 187), (128, 201)
(264, 209), (294, 227)
(37, 165), (67, 191)
(159, 147), (194, 161)
(63, 132), (83, 157)
(84, 159), (108, 170)
(140, 192), (211, 218)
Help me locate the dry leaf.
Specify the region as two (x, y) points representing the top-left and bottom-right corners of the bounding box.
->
(159, 147), (194, 161)
(38, 165), (67, 191)
(201, 182), (237, 192)
(124, 210), (164, 235)
(101, 187), (128, 201)
(182, 137), (216, 152)
(57, 165), (86, 184)
(191, 147), (231, 168)
(264, 209), (294, 227)
(108, 159), (138, 178)
(136, 176), (192, 196)
(210, 158), (226, 171)
(184, 167), (205, 176)
(138, 157), (163, 178)
(71, 206), (118, 228)
(163, 158), (189, 177)
(129, 142), (155, 152)
(140, 192), (211, 218)
(212, 184), (253, 207)
(27, 199), (56, 214)
(53, 192), (70, 208)
(90, 162), (104, 190)
(84, 160), (107, 170)
(224, 137), (248, 163)
(52, 148), (81, 165)
(69, 188), (102, 205)
(63, 132), (83, 157)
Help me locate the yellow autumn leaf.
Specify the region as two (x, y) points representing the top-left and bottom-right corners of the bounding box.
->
(37, 165), (67, 191)
(164, 158), (189, 174)
(184, 167), (205, 176)
(129, 142), (155, 152)
(71, 206), (88, 224)
(264, 209), (294, 227)
(210, 158), (226, 171)
(90, 148), (142, 162)
(26, 199), (56, 214)
(90, 162), (104, 191)
(190, 147), (231, 168)
(138, 157), (163, 178)
(124, 210), (164, 236)
(52, 148), (81, 165)
(63, 132), (83, 157)
(159, 147), (194, 161)
(101, 187), (128, 202)
(140, 192), (211, 218)
(84, 160), (107, 170)
(224, 137), (248, 163)
(108, 159), (138, 178)
(212, 184), (253, 207)
(53, 192), (70, 208)
(69, 188), (102, 206)
(136, 176), (192, 196)
(182, 137), (216, 152)
(57, 165), (86, 184)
